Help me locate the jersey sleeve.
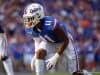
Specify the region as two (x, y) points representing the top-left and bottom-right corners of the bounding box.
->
(25, 27), (39, 37)
(43, 16), (57, 30)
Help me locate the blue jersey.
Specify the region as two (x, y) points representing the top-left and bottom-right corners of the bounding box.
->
(25, 16), (68, 43)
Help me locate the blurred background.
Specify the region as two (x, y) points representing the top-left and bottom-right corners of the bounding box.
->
(0, 0), (99, 74)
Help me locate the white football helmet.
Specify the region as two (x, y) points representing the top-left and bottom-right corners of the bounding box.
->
(23, 3), (44, 28)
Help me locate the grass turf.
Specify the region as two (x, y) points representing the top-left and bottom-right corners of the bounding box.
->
(1, 72), (100, 75)
(15, 72), (100, 75)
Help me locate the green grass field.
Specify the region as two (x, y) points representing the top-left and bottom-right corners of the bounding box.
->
(1, 72), (100, 75)
(14, 72), (100, 75)
(16, 72), (68, 75)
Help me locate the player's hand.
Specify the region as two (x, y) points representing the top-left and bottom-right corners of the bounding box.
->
(31, 54), (36, 71)
(45, 53), (60, 70)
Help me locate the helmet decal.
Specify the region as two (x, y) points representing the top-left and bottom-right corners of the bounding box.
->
(30, 8), (41, 14)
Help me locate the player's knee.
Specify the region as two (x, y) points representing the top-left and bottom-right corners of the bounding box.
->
(1, 56), (8, 61)
(36, 49), (47, 59)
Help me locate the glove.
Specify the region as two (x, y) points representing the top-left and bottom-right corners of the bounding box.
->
(45, 53), (60, 70)
(31, 54), (36, 71)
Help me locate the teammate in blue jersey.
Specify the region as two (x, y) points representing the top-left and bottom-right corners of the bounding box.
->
(23, 3), (92, 75)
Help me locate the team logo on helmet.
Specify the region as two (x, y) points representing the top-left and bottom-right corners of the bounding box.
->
(30, 8), (41, 13)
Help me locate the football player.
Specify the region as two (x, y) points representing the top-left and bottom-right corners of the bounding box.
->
(0, 25), (14, 75)
(23, 3), (92, 75)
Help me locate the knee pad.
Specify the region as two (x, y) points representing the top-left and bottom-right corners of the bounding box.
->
(1, 56), (8, 61)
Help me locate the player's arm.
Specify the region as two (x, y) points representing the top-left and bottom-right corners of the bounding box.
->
(53, 25), (69, 55)
(46, 25), (69, 70)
